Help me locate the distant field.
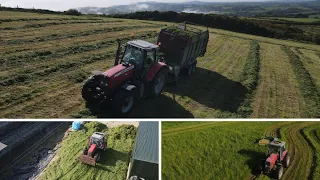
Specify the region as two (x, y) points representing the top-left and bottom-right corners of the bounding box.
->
(1, 11), (319, 118)
(162, 122), (320, 180)
(275, 17), (320, 23)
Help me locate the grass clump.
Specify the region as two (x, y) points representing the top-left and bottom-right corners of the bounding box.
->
(39, 122), (137, 180)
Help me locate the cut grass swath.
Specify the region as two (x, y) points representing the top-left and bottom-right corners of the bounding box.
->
(237, 40), (261, 117)
(1, 25), (162, 45)
(0, 20), (123, 30)
(282, 46), (320, 117)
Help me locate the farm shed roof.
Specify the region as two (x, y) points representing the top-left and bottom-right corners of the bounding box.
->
(133, 121), (159, 164)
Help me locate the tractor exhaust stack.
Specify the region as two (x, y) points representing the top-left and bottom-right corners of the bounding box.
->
(114, 38), (121, 66)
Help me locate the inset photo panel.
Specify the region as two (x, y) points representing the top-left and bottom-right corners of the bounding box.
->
(0, 121), (159, 180)
(162, 121), (320, 180)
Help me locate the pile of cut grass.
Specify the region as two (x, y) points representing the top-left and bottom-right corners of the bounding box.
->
(38, 122), (137, 180)
(165, 25), (197, 37)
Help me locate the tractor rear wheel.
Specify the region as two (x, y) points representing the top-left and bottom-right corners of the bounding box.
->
(112, 89), (135, 116)
(276, 165), (284, 180)
(150, 68), (167, 97)
(283, 153), (290, 168)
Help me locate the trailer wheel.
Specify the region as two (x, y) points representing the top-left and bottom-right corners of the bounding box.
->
(150, 68), (167, 97)
(112, 89), (135, 116)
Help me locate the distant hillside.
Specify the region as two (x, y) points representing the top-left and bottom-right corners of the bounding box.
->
(78, 1), (320, 17)
(109, 11), (320, 44)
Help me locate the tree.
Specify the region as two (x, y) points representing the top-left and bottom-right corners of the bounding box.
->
(64, 9), (82, 16)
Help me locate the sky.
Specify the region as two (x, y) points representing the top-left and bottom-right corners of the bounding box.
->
(0, 0), (277, 11)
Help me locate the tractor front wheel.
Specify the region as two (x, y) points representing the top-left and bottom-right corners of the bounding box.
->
(94, 153), (101, 162)
(150, 68), (167, 97)
(83, 149), (88, 155)
(112, 89), (135, 116)
(283, 153), (290, 168)
(276, 165), (284, 180)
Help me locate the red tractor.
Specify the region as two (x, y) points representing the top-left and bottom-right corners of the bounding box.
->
(82, 39), (168, 116)
(78, 132), (107, 166)
(82, 22), (209, 116)
(262, 139), (290, 179)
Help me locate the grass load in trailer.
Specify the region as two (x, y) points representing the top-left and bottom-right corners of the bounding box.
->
(157, 22), (209, 79)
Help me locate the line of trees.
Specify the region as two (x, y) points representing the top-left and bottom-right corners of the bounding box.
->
(109, 11), (320, 44)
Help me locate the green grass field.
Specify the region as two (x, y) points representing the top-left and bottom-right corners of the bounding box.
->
(38, 122), (137, 180)
(1, 11), (319, 118)
(162, 122), (320, 180)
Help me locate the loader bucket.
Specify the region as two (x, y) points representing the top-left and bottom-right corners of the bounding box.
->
(78, 154), (97, 166)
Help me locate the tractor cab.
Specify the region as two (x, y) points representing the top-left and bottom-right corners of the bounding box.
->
(267, 140), (286, 160)
(120, 40), (161, 77)
(88, 132), (106, 151)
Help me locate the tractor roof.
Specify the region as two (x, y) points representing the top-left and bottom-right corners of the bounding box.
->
(269, 140), (286, 147)
(127, 39), (159, 51)
(91, 132), (105, 139)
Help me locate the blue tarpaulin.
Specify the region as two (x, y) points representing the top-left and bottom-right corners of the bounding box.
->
(72, 121), (81, 130)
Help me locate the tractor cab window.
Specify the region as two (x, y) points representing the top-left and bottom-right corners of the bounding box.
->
(92, 137), (98, 144)
(145, 51), (156, 69)
(123, 45), (143, 68)
(92, 137), (102, 147)
(268, 145), (280, 154)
